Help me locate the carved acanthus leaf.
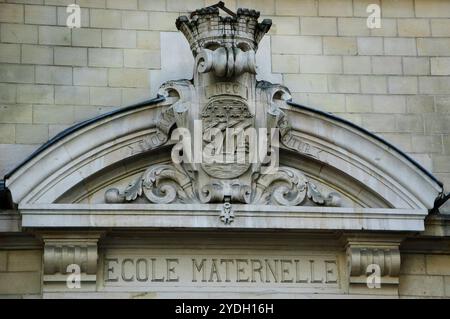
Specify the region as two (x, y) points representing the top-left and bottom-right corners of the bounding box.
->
(142, 164), (196, 204)
(252, 167), (341, 207)
(124, 177), (143, 201)
(105, 164), (196, 204)
(252, 167), (307, 206)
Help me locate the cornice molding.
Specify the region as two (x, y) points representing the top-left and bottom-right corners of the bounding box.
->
(19, 204), (427, 232)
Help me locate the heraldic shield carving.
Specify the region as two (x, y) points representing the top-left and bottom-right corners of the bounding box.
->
(104, 2), (341, 222)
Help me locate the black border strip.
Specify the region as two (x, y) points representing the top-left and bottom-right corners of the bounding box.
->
(3, 95), (165, 180)
(287, 101), (443, 189)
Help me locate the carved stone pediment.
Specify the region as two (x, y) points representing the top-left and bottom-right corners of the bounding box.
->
(102, 7), (342, 223)
(4, 3), (442, 233)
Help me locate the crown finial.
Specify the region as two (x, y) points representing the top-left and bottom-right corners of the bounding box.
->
(176, 2), (272, 57)
(175, 2), (272, 78)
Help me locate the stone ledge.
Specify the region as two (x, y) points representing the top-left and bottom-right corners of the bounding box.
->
(19, 203), (428, 232)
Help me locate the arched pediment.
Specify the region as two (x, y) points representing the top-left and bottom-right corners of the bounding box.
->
(3, 3), (450, 300)
(4, 92), (442, 212)
(3, 6), (444, 233)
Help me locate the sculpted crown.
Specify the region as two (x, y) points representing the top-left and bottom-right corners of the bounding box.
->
(176, 2), (272, 57)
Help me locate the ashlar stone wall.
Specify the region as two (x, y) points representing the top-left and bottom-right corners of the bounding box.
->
(0, 249), (42, 296)
(400, 253), (450, 298)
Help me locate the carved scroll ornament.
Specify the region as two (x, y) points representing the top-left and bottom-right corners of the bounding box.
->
(105, 164), (341, 208)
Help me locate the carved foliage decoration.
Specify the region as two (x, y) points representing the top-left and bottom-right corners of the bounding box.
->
(252, 167), (307, 206)
(252, 167), (342, 206)
(106, 165), (196, 204)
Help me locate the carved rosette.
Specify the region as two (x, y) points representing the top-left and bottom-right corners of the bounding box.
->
(252, 167), (341, 206)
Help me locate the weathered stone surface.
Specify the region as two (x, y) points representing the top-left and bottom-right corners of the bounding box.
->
(39, 26), (70, 46)
(0, 3), (24, 23)
(0, 44), (20, 63)
(398, 19), (430, 37)
(301, 17), (336, 36)
(7, 250), (41, 272)
(73, 67), (108, 86)
(403, 57), (430, 75)
(88, 48), (123, 68)
(90, 9), (121, 29)
(323, 37), (357, 55)
(55, 86), (90, 105)
(399, 275), (445, 297)
(401, 254), (426, 275)
(0, 272), (41, 294)
(1, 24), (38, 44)
(0, 0), (450, 300)
(72, 29), (101, 47)
(55, 47), (87, 66)
(25, 5), (56, 25)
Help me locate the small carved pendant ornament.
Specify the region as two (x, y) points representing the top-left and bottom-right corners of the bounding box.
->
(105, 3), (342, 223)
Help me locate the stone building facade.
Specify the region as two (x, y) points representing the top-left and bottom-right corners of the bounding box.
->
(0, 0), (449, 298)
